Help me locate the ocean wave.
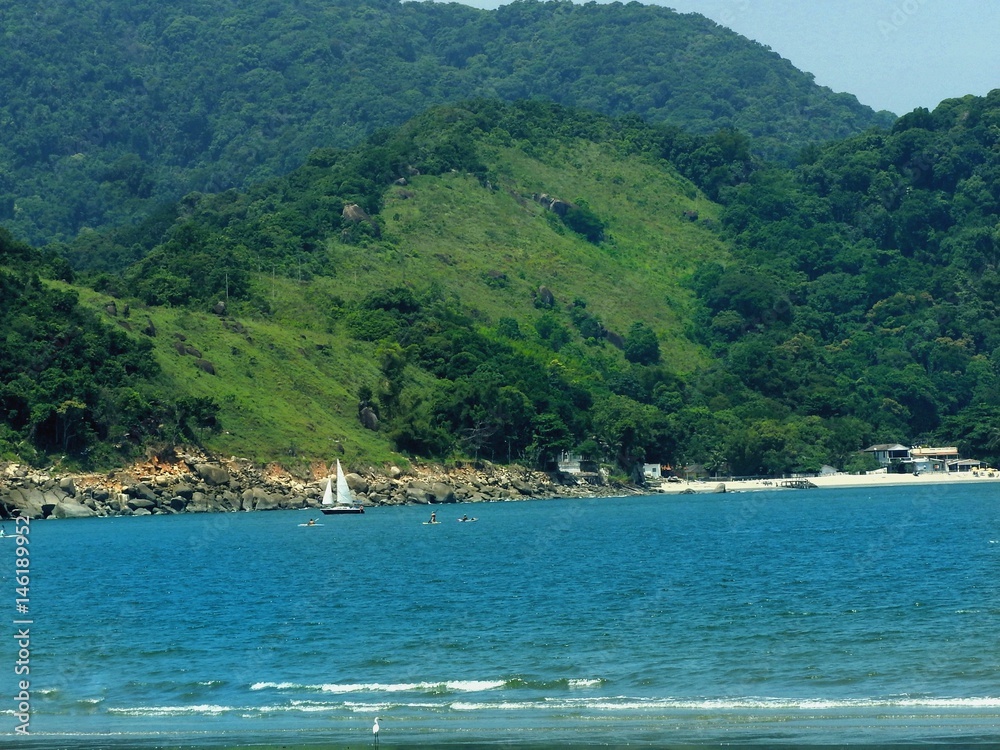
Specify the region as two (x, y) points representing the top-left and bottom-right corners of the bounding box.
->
(53, 694), (1000, 720)
(108, 704), (238, 717)
(252, 679), (506, 694)
(253, 677), (606, 693)
(450, 695), (1000, 712)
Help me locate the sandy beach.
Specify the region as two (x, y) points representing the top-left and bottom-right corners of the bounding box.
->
(653, 469), (1000, 494)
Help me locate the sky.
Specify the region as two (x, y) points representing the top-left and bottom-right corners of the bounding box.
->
(452, 0), (1000, 116)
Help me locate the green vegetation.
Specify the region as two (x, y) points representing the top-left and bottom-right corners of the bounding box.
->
(0, 0), (893, 245)
(689, 92), (1000, 471)
(6, 88), (1000, 476)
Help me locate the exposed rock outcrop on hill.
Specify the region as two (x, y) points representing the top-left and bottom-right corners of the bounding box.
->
(0, 449), (643, 520)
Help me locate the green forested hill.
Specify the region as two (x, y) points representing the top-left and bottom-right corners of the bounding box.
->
(689, 92), (1000, 471)
(2, 101), (737, 471)
(0, 0), (892, 245)
(5, 97), (1000, 476)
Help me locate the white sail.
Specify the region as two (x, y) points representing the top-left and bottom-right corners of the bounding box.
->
(336, 459), (355, 506)
(322, 477), (334, 506)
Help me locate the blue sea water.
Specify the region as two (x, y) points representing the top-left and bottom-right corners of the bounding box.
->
(2, 482), (1000, 748)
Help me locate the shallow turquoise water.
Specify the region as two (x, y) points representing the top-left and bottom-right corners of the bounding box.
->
(3, 482), (1000, 747)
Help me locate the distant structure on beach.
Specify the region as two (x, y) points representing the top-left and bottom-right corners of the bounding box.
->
(862, 444), (989, 474)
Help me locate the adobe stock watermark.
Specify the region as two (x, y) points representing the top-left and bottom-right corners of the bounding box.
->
(12, 516), (32, 735)
(879, 0), (931, 39)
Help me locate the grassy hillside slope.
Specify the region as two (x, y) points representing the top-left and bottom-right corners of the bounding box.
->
(44, 112), (728, 469)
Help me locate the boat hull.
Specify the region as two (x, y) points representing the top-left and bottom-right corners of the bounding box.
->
(320, 506), (365, 515)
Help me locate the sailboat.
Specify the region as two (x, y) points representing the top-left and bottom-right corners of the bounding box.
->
(320, 459), (365, 515)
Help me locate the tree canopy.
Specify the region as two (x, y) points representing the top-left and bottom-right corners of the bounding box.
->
(0, 0), (892, 244)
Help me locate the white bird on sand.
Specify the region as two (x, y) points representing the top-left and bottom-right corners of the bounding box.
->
(372, 716), (380, 746)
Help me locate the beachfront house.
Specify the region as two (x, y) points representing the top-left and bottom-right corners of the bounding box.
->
(861, 444), (985, 474)
(910, 446), (959, 462)
(909, 446), (958, 473)
(556, 451), (598, 475)
(643, 463), (662, 479)
(948, 458), (989, 472)
(862, 444), (911, 468)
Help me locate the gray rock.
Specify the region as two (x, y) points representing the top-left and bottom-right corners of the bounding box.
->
(168, 496), (187, 512)
(359, 406), (380, 431)
(405, 487), (433, 504)
(59, 477), (77, 496)
(126, 498), (157, 512)
(511, 479), (535, 496)
(187, 491), (214, 513)
(52, 500), (96, 519)
(713, 483), (727, 494)
(253, 490), (282, 510)
(195, 464), (230, 486)
(240, 489), (256, 510)
(220, 490), (240, 511)
(132, 508), (152, 516)
(345, 473), (368, 494)
(127, 483), (159, 502)
(174, 484), (197, 499)
(44, 488), (68, 504)
(409, 481), (457, 504)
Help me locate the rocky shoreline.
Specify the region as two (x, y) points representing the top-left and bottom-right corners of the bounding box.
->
(0, 449), (648, 520)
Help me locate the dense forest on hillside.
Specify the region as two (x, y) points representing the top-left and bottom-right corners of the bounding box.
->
(0, 0), (892, 245)
(8, 95), (996, 475)
(0, 229), (223, 465)
(691, 92), (1000, 471)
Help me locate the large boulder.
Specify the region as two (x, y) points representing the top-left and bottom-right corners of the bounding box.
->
(220, 490), (241, 511)
(359, 407), (379, 431)
(407, 481), (457, 504)
(58, 477), (77, 497)
(510, 479), (535, 496)
(168, 496), (187, 512)
(342, 203), (371, 222)
(5, 488), (47, 519)
(195, 464), (230, 486)
(345, 473), (368, 494)
(252, 488), (282, 510)
(126, 497), (158, 512)
(52, 500), (96, 519)
(126, 483), (159, 503)
(405, 487), (433, 504)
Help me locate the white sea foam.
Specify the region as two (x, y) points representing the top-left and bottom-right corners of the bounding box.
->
(449, 695), (1000, 712)
(254, 679), (505, 694)
(567, 678), (603, 688)
(108, 704), (237, 716)
(452, 701), (539, 711)
(250, 681), (300, 691)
